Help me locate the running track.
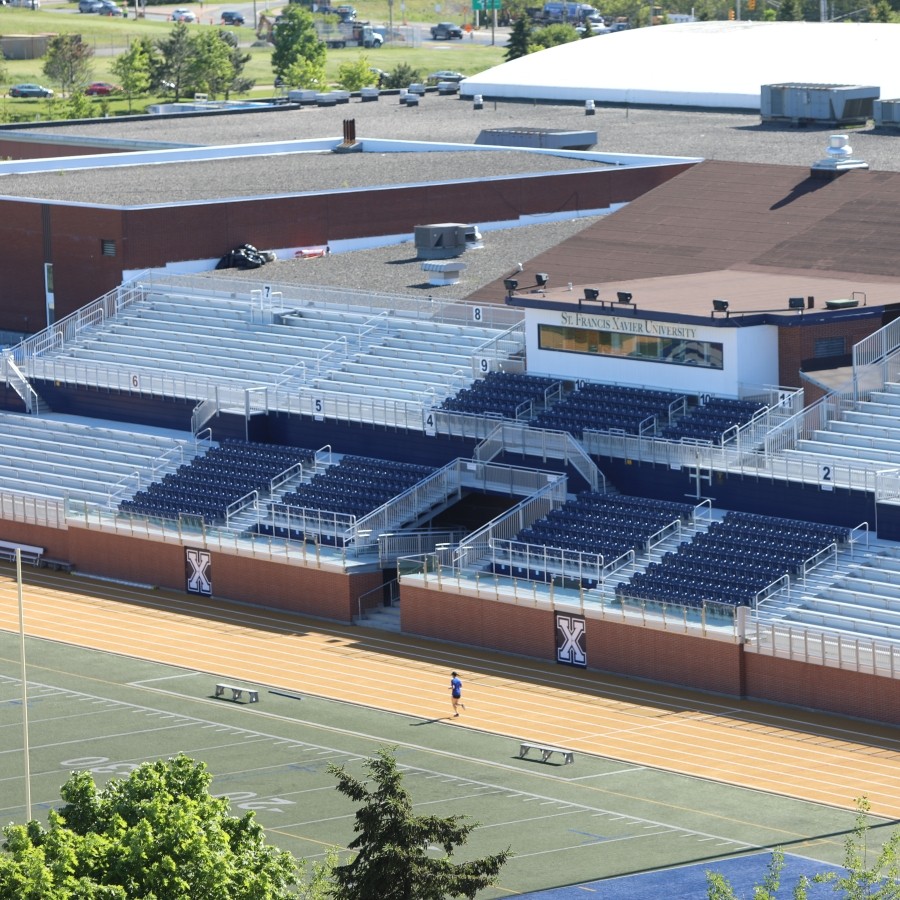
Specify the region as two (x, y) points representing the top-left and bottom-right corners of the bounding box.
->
(2, 566), (899, 819)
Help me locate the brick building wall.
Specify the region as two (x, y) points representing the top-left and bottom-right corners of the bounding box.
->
(4, 520), (380, 621)
(778, 317), (878, 388)
(744, 653), (900, 725)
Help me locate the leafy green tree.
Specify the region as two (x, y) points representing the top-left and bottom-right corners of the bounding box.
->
(42, 35), (94, 97)
(531, 22), (581, 49)
(189, 29), (235, 99)
(156, 22), (195, 101)
(868, 0), (897, 21)
(383, 62), (421, 90)
(327, 747), (511, 900)
(0, 753), (301, 899)
(337, 56), (378, 91)
(707, 848), (810, 899)
(65, 90), (92, 120)
(271, 5), (326, 85)
(706, 797), (900, 900)
(814, 796), (900, 899)
(505, 16), (532, 60)
(111, 39), (152, 111)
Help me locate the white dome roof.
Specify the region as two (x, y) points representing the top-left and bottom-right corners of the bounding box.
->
(464, 21), (900, 110)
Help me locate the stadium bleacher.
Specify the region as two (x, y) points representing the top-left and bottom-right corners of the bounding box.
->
(119, 439), (314, 524)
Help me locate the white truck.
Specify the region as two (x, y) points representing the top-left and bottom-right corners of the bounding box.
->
(314, 20), (383, 47)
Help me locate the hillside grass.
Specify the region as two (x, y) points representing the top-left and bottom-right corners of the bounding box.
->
(0, 2), (505, 116)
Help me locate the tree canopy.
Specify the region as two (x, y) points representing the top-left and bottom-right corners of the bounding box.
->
(42, 35), (94, 97)
(0, 754), (300, 899)
(271, 5), (326, 88)
(327, 747), (510, 900)
(706, 797), (900, 899)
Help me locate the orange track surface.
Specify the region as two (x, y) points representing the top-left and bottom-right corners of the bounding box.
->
(3, 567), (900, 819)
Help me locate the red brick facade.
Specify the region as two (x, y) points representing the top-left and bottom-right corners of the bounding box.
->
(400, 582), (900, 725)
(3, 521), (381, 621)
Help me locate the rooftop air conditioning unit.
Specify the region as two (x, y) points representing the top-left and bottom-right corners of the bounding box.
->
(761, 83), (879, 126)
(874, 98), (900, 127)
(414, 223), (482, 260)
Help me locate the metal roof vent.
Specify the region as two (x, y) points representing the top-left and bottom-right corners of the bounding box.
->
(810, 134), (868, 176)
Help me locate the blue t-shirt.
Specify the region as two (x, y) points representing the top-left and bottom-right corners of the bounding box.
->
(450, 676), (462, 697)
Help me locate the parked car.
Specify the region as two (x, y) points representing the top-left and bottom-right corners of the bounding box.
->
(220, 10), (244, 24)
(430, 21), (463, 39)
(171, 7), (196, 21)
(78, 0), (103, 11)
(9, 83), (53, 98)
(85, 82), (121, 96)
(428, 70), (465, 83)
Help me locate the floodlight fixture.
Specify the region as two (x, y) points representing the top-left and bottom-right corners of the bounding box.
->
(712, 299), (729, 312)
(535, 272), (549, 288)
(788, 296), (805, 310)
(617, 291), (633, 304)
(503, 278), (519, 293)
(583, 288), (600, 302)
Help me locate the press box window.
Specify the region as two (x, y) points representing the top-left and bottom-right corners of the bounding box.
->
(101, 239), (116, 257)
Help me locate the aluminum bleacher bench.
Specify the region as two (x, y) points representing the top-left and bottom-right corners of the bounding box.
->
(0, 540), (43, 566)
(215, 683), (259, 703)
(518, 741), (575, 765)
(40, 557), (74, 572)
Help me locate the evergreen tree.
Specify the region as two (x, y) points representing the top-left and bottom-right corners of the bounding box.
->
(383, 62), (421, 89)
(776, 0), (805, 20)
(327, 747), (510, 900)
(505, 16), (532, 60)
(157, 22), (196, 101)
(42, 34), (94, 97)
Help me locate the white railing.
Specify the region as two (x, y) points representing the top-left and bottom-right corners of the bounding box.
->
(6, 279), (147, 369)
(474, 422), (603, 492)
(747, 618), (900, 679)
(0, 490), (67, 529)
(135, 272), (524, 330)
(191, 397), (218, 434)
(852, 314), (900, 394)
(396, 555), (742, 642)
(454, 473), (568, 569)
(378, 529), (467, 563)
(1, 353), (40, 414)
(350, 464), (460, 547)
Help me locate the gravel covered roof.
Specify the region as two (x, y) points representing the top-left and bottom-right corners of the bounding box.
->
(196, 215), (605, 304)
(0, 147), (600, 205)
(7, 95), (898, 304)
(10, 95), (900, 172)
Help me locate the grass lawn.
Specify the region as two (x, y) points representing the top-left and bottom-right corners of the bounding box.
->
(0, 3), (505, 117)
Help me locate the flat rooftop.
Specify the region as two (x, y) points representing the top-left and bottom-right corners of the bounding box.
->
(6, 95), (900, 172)
(509, 269), (900, 321)
(0, 148), (602, 206)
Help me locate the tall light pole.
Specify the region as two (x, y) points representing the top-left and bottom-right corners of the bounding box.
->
(17, 549), (32, 823)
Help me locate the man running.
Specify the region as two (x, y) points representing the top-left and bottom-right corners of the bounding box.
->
(449, 671), (466, 717)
